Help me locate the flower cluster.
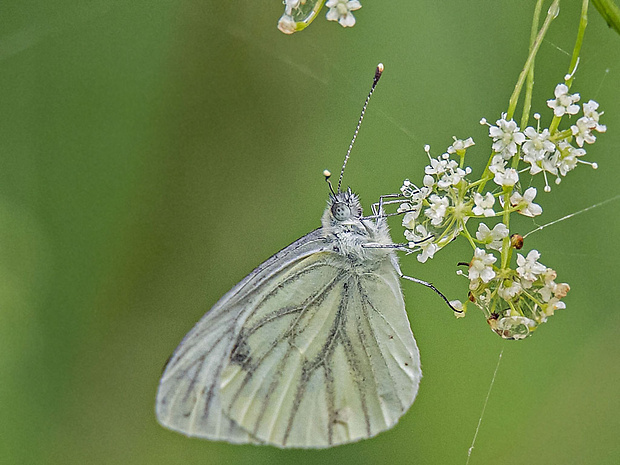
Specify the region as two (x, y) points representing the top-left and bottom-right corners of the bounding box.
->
(278, 0), (361, 34)
(463, 249), (570, 340)
(396, 81), (605, 339)
(482, 88), (604, 193)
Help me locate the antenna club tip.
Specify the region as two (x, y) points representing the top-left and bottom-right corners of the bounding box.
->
(375, 63), (384, 82)
(323, 169), (332, 178)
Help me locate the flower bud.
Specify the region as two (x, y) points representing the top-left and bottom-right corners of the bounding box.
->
(510, 233), (524, 249)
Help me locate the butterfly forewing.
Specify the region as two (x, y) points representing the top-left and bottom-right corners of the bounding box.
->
(156, 230), (330, 442)
(219, 255), (421, 448)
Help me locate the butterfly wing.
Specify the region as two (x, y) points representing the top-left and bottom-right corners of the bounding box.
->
(155, 229), (331, 443)
(219, 255), (421, 448)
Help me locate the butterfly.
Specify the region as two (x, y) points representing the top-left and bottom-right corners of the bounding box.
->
(155, 64), (453, 448)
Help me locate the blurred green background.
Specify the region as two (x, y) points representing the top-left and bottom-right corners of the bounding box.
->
(1, 1), (619, 464)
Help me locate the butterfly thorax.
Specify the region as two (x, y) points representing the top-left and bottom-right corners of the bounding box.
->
(321, 189), (395, 269)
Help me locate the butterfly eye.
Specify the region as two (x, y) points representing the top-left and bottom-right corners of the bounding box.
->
(331, 202), (351, 221)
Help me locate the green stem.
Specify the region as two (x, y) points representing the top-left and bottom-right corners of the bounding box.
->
(592, 0), (620, 35)
(478, 0), (560, 195)
(500, 188), (512, 269)
(549, 0), (589, 133)
(520, 0), (545, 130)
(460, 222), (478, 250)
(506, 0), (560, 120)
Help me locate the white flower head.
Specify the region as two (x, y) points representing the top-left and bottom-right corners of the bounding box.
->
(469, 248), (497, 283)
(498, 279), (523, 301)
(516, 249), (547, 282)
(285, 0), (302, 12)
(489, 115), (526, 159)
(425, 194), (449, 226)
(325, 0), (362, 27)
(556, 141), (586, 176)
(278, 14), (297, 34)
(425, 157), (449, 176)
(476, 222), (508, 251)
(547, 83), (580, 117)
(510, 187), (542, 217)
(447, 136), (475, 155)
(472, 192), (496, 217)
(405, 224), (438, 263)
(489, 154), (507, 174)
(493, 167), (519, 187)
(554, 282), (570, 299)
(400, 179), (414, 197)
(437, 164), (467, 190)
(401, 207), (421, 229)
(571, 117), (598, 147)
(450, 300), (465, 318)
(423, 174), (435, 188)
(582, 100), (606, 132)
(411, 186), (431, 202)
(522, 127), (555, 166)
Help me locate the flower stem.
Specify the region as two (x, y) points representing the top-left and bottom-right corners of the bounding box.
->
(478, 0), (559, 196)
(506, 0), (560, 121)
(549, 0), (589, 133)
(520, 0), (545, 130)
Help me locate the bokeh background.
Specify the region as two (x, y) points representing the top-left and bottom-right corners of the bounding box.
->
(2, 1), (619, 464)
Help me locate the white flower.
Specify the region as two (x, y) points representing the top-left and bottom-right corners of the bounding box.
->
(437, 165), (467, 189)
(285, 0), (301, 12)
(411, 186), (431, 202)
(554, 282), (570, 298)
(398, 202), (411, 213)
(476, 222), (508, 251)
(546, 83), (580, 117)
(451, 300), (465, 318)
(516, 250), (547, 282)
(582, 100), (606, 132)
(493, 167), (519, 187)
(278, 14), (297, 34)
(325, 0), (362, 27)
(401, 207), (421, 229)
(425, 157), (449, 176)
(423, 174), (435, 187)
(489, 115), (525, 159)
(498, 280), (522, 301)
(472, 192), (496, 217)
(468, 248), (497, 283)
(522, 127), (555, 165)
(489, 154), (506, 174)
(425, 194), (449, 226)
(510, 187), (542, 217)
(556, 141), (586, 176)
(571, 117), (598, 147)
(544, 297), (566, 317)
(400, 179), (414, 197)
(405, 224), (438, 263)
(447, 137), (475, 155)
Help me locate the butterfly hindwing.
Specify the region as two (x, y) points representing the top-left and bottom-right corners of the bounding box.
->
(219, 255), (421, 448)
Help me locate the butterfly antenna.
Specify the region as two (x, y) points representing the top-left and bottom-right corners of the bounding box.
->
(323, 169), (336, 195)
(337, 63), (384, 193)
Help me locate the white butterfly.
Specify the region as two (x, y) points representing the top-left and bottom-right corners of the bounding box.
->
(156, 64), (451, 448)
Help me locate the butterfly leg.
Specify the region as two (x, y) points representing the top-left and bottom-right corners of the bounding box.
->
(368, 193), (405, 217)
(400, 274), (462, 314)
(391, 257), (462, 314)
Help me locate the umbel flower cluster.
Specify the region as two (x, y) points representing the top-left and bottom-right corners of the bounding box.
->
(278, 0), (362, 34)
(397, 82), (605, 340)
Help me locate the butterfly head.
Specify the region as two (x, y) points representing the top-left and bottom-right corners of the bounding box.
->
(323, 188), (363, 227)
